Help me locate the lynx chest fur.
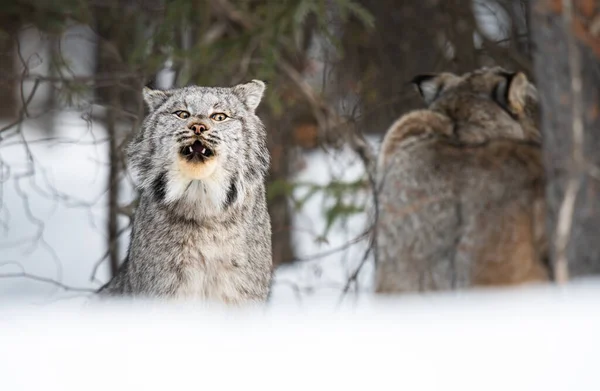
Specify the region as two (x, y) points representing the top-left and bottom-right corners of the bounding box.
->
(99, 80), (272, 304)
(169, 216), (253, 301)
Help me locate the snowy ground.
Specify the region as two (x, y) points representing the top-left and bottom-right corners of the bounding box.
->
(2, 282), (600, 391)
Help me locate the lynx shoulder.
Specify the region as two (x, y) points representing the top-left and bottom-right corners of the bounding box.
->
(98, 80), (272, 304)
(376, 67), (549, 293)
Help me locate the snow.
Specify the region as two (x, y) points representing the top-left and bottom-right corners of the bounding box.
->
(2, 282), (600, 391)
(0, 111), (112, 299)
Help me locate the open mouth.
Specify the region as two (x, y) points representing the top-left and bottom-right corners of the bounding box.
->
(179, 140), (214, 161)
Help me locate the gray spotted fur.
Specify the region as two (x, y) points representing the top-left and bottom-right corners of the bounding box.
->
(98, 80), (272, 303)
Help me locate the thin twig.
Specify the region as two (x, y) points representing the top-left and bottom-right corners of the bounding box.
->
(286, 230), (370, 264)
(0, 272), (96, 293)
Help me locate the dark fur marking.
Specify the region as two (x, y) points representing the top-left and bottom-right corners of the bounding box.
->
(224, 179), (238, 208)
(139, 156), (152, 177)
(247, 165), (258, 178)
(152, 171), (168, 202)
(411, 74), (444, 103)
(257, 152), (269, 173)
(176, 136), (191, 144)
(205, 134), (221, 142)
(492, 73), (520, 120)
(148, 141), (155, 156)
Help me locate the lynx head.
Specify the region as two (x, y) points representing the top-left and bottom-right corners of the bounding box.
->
(128, 80), (269, 215)
(412, 67), (540, 142)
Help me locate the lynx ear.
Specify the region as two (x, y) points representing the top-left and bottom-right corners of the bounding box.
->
(143, 87), (172, 111)
(233, 80), (266, 112)
(412, 72), (462, 105)
(412, 73), (450, 105)
(508, 72), (538, 114)
(494, 71), (537, 114)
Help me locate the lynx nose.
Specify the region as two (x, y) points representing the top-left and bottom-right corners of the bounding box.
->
(189, 123), (209, 135)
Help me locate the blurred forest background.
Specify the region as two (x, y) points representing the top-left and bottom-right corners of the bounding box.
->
(0, 0), (598, 303)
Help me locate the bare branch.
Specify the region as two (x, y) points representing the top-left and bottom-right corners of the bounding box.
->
(0, 272), (96, 293)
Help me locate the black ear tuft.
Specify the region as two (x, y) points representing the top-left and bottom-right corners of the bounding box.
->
(493, 71), (533, 114)
(492, 72), (514, 111)
(410, 74), (437, 86)
(411, 73), (442, 105)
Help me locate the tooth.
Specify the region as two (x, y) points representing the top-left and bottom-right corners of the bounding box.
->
(201, 148), (206, 154)
(188, 146), (193, 153)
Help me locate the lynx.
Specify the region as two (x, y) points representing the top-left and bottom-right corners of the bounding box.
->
(376, 67), (549, 293)
(98, 80), (272, 304)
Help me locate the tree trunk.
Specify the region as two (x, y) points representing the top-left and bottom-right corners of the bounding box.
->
(93, 3), (145, 278)
(264, 110), (295, 268)
(95, 36), (122, 278)
(45, 33), (60, 135)
(530, 0), (600, 279)
(0, 26), (17, 120)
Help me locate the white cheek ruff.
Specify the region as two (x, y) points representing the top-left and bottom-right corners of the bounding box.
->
(163, 160), (240, 216)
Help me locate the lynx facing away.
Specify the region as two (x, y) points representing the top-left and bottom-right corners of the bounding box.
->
(376, 67), (549, 293)
(99, 80), (272, 304)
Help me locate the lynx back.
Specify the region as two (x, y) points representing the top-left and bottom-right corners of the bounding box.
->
(376, 67), (549, 293)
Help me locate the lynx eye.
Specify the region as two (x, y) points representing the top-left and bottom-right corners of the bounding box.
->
(210, 113), (228, 122)
(173, 110), (190, 119)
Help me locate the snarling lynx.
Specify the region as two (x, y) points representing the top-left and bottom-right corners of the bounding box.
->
(99, 80), (272, 303)
(376, 67), (549, 293)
